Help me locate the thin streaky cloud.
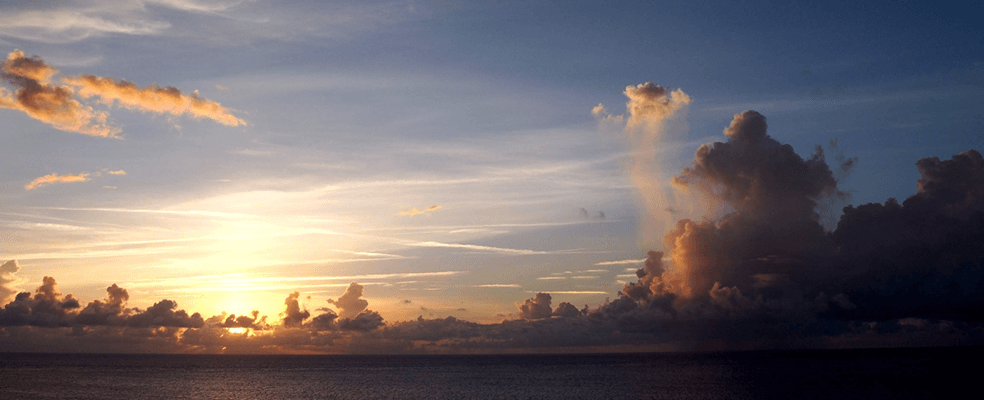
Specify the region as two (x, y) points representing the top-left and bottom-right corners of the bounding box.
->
(398, 205), (442, 216)
(543, 291), (608, 295)
(37, 206), (258, 219)
(577, 269), (609, 273)
(411, 241), (591, 256)
(472, 284), (521, 288)
(594, 259), (646, 266)
(1, 246), (186, 261)
(536, 277), (566, 280)
(122, 271), (464, 289)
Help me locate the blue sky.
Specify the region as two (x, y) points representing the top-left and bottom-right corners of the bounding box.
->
(0, 0), (982, 352)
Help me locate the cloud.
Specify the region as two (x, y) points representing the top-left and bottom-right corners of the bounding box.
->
(594, 82), (698, 244)
(327, 282), (369, 319)
(398, 205), (442, 216)
(623, 83), (692, 130)
(0, 276), (203, 328)
(24, 173), (90, 190)
(0, 50), (243, 136)
(518, 293), (552, 320)
(281, 292), (310, 327)
(337, 311), (384, 332)
(24, 169), (127, 190)
(594, 259), (646, 266)
(0, 260), (24, 305)
(62, 75), (245, 126)
(1, 50), (117, 137)
(0, 1), (245, 43)
(1, 108), (982, 352)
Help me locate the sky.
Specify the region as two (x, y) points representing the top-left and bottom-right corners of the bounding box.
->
(0, 0), (983, 354)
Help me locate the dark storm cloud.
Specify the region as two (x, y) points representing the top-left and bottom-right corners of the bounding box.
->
(829, 149), (984, 321)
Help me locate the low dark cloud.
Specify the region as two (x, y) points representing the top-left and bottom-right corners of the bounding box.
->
(281, 292), (310, 327)
(0, 277), (202, 328)
(327, 282), (369, 319)
(517, 293), (553, 320)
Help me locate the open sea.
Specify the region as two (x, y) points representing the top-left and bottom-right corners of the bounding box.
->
(0, 347), (976, 399)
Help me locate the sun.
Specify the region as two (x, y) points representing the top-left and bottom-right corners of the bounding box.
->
(226, 327), (248, 334)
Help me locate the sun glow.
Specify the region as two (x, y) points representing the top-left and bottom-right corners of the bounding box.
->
(226, 327), (248, 334)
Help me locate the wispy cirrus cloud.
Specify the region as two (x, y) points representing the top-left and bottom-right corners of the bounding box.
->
(594, 259), (646, 266)
(398, 205), (442, 216)
(0, 0), (245, 43)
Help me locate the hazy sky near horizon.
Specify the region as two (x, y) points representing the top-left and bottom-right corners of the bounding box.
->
(1, 0), (982, 353)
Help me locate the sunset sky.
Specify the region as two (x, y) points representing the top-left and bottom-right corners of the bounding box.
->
(1, 0), (983, 353)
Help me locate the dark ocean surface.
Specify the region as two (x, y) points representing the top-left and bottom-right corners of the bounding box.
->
(0, 347), (976, 399)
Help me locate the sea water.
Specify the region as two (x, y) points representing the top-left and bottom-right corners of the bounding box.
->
(0, 347), (975, 399)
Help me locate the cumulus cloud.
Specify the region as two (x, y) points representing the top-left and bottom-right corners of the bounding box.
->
(281, 292), (310, 327)
(0, 50), (243, 136)
(594, 82), (699, 244)
(398, 205), (442, 216)
(0, 276), (203, 328)
(518, 293), (553, 320)
(623, 82), (692, 130)
(208, 310), (268, 330)
(0, 260), (25, 306)
(327, 282), (370, 319)
(2, 108), (983, 353)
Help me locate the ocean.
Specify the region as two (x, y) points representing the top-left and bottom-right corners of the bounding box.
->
(0, 347), (975, 399)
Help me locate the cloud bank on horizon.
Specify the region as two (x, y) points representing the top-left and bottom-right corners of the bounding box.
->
(2, 81), (982, 353)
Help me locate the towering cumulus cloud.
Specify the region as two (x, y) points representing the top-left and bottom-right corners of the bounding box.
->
(0, 50), (243, 136)
(594, 83), (696, 244)
(0, 260), (24, 306)
(608, 108), (984, 348)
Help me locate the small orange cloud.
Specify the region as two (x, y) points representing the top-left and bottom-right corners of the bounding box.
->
(398, 205), (442, 216)
(24, 168), (126, 190)
(25, 173), (90, 190)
